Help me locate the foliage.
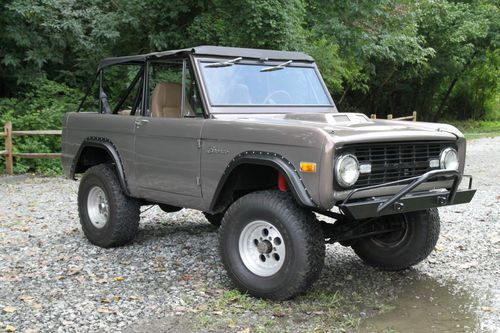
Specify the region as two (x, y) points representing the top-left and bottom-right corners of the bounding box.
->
(0, 80), (79, 174)
(1, 0), (498, 120)
(306, 0), (499, 120)
(187, 0), (306, 50)
(0, 0), (122, 94)
(449, 120), (500, 139)
(0, 0), (499, 174)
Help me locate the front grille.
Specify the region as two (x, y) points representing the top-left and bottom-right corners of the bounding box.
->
(337, 141), (456, 188)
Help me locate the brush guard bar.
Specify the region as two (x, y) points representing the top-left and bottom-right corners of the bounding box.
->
(338, 170), (476, 220)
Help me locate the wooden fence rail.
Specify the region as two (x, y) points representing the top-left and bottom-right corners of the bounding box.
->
(0, 121), (62, 175)
(370, 111), (417, 121)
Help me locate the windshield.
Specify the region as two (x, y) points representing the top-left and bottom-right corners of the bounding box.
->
(200, 62), (332, 107)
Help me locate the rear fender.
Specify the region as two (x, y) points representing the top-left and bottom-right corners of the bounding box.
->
(71, 137), (130, 195)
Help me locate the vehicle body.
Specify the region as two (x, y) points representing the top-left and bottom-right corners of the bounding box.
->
(62, 46), (476, 300)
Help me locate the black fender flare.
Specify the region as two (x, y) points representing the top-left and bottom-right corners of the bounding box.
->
(209, 151), (318, 211)
(70, 137), (130, 196)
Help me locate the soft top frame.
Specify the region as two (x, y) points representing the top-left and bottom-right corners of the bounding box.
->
(98, 45), (314, 70)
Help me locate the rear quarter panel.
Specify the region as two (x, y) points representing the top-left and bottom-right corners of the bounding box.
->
(62, 112), (139, 195)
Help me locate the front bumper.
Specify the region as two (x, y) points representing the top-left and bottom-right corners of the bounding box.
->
(338, 170), (476, 220)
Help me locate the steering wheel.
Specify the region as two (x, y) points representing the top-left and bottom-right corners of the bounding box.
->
(263, 90), (293, 105)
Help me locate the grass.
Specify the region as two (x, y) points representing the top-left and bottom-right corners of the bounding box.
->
(449, 120), (500, 139)
(188, 288), (389, 333)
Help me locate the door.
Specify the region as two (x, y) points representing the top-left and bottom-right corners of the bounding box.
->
(134, 117), (203, 197)
(134, 58), (205, 201)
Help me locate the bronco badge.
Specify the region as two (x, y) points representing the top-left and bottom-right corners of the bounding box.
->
(207, 146), (230, 155)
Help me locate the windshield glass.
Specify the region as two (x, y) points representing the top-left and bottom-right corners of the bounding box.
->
(200, 62), (331, 106)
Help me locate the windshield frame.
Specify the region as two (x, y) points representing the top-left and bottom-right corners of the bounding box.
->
(193, 56), (338, 114)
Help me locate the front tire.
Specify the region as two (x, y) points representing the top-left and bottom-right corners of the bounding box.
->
(352, 208), (440, 271)
(78, 164), (140, 248)
(219, 191), (325, 300)
(203, 212), (224, 227)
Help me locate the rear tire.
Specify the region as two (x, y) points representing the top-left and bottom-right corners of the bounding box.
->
(219, 191), (325, 300)
(78, 164), (140, 248)
(352, 209), (440, 271)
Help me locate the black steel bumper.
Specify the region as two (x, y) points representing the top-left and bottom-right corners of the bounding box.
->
(338, 170), (476, 220)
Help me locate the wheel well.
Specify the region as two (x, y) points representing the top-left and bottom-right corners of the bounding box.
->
(212, 164), (282, 213)
(74, 146), (114, 174)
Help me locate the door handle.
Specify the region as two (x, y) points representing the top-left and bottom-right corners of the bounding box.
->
(135, 119), (150, 127)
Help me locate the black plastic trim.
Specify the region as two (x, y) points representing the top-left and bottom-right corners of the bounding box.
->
(70, 137), (130, 196)
(209, 151), (317, 211)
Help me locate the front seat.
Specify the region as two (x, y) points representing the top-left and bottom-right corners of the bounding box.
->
(151, 82), (194, 118)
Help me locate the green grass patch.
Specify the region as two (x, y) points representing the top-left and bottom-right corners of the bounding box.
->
(449, 120), (500, 139)
(191, 288), (365, 333)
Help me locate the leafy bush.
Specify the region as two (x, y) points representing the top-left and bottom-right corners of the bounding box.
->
(0, 79), (80, 175)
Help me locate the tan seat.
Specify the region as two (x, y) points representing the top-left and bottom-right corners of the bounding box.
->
(151, 82), (194, 118)
(117, 109), (131, 115)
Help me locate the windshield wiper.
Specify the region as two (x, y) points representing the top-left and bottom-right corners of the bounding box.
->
(205, 57), (243, 68)
(259, 60), (293, 72)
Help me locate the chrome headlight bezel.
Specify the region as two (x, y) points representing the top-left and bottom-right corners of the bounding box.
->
(440, 147), (459, 171)
(335, 154), (360, 188)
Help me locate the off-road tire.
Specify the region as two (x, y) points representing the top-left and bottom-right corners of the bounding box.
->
(352, 208), (440, 271)
(78, 164), (140, 248)
(219, 191), (325, 300)
(203, 212), (224, 227)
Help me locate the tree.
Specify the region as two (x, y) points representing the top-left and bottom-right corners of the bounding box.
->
(0, 0), (124, 92)
(0, 0), (498, 120)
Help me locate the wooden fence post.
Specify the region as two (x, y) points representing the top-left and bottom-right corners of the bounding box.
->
(4, 121), (13, 175)
(387, 114), (393, 120)
(412, 111), (417, 121)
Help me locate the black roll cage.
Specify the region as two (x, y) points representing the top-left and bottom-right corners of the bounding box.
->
(113, 66), (144, 115)
(77, 54), (210, 118)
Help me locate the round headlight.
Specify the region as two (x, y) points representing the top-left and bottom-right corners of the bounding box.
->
(335, 154), (360, 188)
(440, 147), (459, 171)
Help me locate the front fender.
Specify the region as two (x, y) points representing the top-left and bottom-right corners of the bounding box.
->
(209, 151), (318, 211)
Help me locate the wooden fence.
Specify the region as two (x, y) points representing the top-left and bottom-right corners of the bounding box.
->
(370, 111), (417, 121)
(0, 121), (62, 175)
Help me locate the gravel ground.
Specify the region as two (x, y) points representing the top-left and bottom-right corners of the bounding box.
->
(0, 137), (499, 333)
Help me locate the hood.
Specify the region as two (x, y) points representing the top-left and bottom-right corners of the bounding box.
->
(213, 112), (460, 143)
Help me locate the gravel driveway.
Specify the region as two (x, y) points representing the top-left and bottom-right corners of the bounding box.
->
(0, 137), (498, 333)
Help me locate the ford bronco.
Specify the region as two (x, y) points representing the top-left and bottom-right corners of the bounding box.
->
(62, 46), (476, 300)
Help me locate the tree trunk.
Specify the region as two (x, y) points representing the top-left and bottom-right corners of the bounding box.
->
(436, 51), (478, 115)
(338, 85), (351, 106)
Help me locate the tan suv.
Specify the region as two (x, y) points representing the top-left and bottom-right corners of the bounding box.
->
(62, 46), (476, 300)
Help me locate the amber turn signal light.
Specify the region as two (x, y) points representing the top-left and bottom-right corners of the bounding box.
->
(300, 162), (317, 173)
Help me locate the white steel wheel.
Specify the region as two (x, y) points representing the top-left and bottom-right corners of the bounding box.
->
(219, 191), (325, 300)
(238, 220), (285, 277)
(86, 186), (109, 229)
(78, 164), (140, 248)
